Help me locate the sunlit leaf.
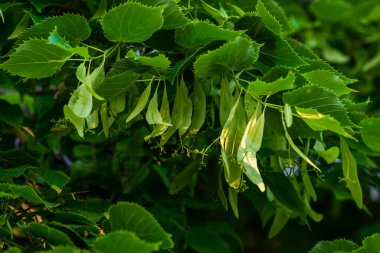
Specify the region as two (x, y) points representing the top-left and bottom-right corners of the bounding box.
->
(102, 2), (164, 42)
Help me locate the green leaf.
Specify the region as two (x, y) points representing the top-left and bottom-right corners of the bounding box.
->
(19, 14), (91, 42)
(303, 70), (354, 96)
(110, 94), (126, 115)
(165, 48), (201, 83)
(340, 137), (363, 209)
(126, 82), (152, 124)
(264, 173), (306, 217)
(256, 0), (282, 35)
(31, 167), (70, 194)
(93, 231), (160, 253)
(66, 198), (110, 224)
(8, 12), (30, 39)
(235, 15), (304, 68)
(358, 233), (380, 253)
(256, 0), (293, 34)
(316, 147), (340, 165)
(296, 107), (354, 139)
(127, 51), (170, 70)
(0, 166), (28, 178)
(360, 118), (380, 152)
(68, 84), (93, 118)
(0, 100), (23, 128)
(283, 86), (352, 127)
(175, 21), (241, 48)
(102, 2), (164, 42)
(64, 105), (85, 137)
(96, 70), (139, 100)
(134, 0), (188, 29)
(0, 183), (58, 207)
(109, 202), (174, 249)
(29, 223), (74, 246)
(194, 37), (261, 78)
(186, 227), (229, 253)
(247, 71), (295, 96)
(268, 206), (291, 238)
(189, 80), (206, 134)
(309, 239), (358, 253)
(0, 39), (72, 78)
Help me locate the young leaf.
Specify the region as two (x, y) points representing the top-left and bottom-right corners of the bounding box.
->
(93, 231), (160, 253)
(315, 146), (339, 164)
(194, 37), (261, 78)
(0, 39), (72, 78)
(128, 51), (171, 71)
(189, 80), (206, 134)
(268, 206), (291, 238)
(68, 84), (93, 118)
(126, 82), (152, 124)
(102, 2), (164, 42)
(109, 202), (174, 249)
(340, 137), (363, 209)
(247, 71), (295, 97)
(175, 21), (241, 48)
(64, 105), (85, 137)
(18, 14), (91, 43)
(201, 1), (227, 24)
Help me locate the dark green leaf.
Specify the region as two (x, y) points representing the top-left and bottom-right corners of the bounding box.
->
(175, 21), (242, 48)
(308, 239), (358, 253)
(29, 223), (74, 246)
(109, 202), (174, 249)
(93, 231), (160, 253)
(360, 118), (380, 152)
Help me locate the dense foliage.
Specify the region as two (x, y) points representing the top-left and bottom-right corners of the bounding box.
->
(0, 0), (380, 252)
